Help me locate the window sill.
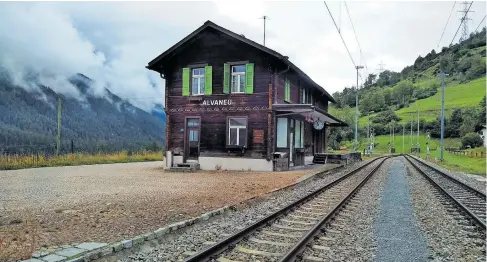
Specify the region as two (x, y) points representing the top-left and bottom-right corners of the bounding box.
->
(226, 145), (247, 149)
(187, 96), (203, 102)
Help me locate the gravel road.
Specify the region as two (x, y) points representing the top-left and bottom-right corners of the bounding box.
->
(0, 161), (320, 260)
(404, 157), (486, 261)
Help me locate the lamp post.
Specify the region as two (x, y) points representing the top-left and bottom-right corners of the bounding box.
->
(354, 65), (364, 152)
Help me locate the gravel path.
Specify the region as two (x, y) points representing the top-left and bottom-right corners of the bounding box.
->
(0, 161), (321, 261)
(374, 159), (429, 262)
(409, 155), (486, 193)
(404, 157), (486, 261)
(300, 157), (391, 262)
(119, 160), (371, 261)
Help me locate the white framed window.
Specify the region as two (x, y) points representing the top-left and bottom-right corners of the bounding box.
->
(192, 68), (205, 95)
(301, 88), (306, 104)
(228, 117), (247, 146)
(277, 117), (288, 148)
(295, 120), (304, 148)
(231, 65), (246, 93)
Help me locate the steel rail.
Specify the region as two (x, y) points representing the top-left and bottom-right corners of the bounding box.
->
(407, 154), (486, 198)
(278, 156), (389, 261)
(183, 156), (387, 262)
(404, 155), (486, 230)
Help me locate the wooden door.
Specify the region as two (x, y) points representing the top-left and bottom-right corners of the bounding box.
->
(185, 118), (200, 160)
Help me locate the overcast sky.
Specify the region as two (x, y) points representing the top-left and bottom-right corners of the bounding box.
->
(0, 1), (485, 111)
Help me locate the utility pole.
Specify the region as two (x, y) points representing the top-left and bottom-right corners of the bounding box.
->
(57, 96), (62, 155)
(417, 107), (420, 150)
(354, 65), (364, 152)
(403, 124), (405, 153)
(440, 71), (447, 161)
(458, 1), (473, 42)
(260, 16), (269, 46)
(410, 120), (413, 147)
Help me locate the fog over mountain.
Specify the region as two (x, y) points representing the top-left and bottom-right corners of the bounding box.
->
(0, 2), (164, 112)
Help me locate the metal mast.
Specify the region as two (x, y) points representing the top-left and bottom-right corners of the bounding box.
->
(458, 1), (473, 42)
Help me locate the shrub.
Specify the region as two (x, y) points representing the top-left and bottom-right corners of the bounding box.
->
(461, 132), (483, 149)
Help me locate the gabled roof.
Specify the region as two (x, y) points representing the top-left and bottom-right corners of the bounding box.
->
(147, 20), (335, 103)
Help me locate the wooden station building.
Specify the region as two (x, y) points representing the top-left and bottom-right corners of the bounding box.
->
(147, 21), (346, 171)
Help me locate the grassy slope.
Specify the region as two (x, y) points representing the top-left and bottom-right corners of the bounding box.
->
(395, 77), (486, 123)
(345, 134), (486, 176)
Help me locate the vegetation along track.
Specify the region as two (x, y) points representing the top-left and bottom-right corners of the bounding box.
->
(404, 154), (486, 230)
(183, 156), (390, 262)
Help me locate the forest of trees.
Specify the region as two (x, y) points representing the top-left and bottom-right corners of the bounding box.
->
(0, 73), (166, 155)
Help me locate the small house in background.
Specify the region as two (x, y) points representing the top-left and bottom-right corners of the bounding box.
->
(146, 21), (346, 171)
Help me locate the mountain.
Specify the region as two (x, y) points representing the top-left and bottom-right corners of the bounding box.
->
(0, 72), (165, 154)
(328, 28), (486, 149)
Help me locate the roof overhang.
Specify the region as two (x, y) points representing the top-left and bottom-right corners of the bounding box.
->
(146, 20), (336, 103)
(272, 104), (348, 127)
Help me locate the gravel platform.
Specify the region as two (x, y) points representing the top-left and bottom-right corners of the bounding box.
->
(118, 161), (371, 261)
(374, 159), (429, 262)
(404, 157), (486, 261)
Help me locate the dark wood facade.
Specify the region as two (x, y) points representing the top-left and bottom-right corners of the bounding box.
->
(147, 21), (343, 167)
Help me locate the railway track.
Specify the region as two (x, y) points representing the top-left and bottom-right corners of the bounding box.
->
(404, 154), (486, 230)
(183, 156), (390, 262)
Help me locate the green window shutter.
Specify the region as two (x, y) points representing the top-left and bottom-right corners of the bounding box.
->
(204, 66), (212, 95)
(182, 68), (190, 96)
(223, 63), (230, 94)
(245, 63), (254, 94)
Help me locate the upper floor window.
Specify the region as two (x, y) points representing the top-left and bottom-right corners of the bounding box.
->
(192, 68), (205, 95)
(231, 65), (246, 93)
(301, 88), (311, 104)
(285, 79), (291, 102)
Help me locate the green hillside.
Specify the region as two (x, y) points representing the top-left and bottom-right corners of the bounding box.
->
(359, 76), (486, 124)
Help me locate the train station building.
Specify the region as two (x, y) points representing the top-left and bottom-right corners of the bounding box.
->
(146, 21), (347, 171)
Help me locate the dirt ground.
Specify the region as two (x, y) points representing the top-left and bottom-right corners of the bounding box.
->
(0, 161), (316, 260)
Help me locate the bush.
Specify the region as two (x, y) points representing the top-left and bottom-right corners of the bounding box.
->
(461, 132), (483, 149)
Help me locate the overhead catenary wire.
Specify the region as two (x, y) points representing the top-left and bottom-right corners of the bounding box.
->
(450, 1), (474, 46)
(323, 1), (364, 82)
(475, 15), (486, 32)
(438, 1), (457, 47)
(344, 2), (369, 76)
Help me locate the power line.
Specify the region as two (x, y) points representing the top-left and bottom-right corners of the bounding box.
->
(437, 1), (456, 47)
(450, 1), (473, 46)
(323, 1), (362, 79)
(475, 15), (486, 32)
(344, 2), (369, 75)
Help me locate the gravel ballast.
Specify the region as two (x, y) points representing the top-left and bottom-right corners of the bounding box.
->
(404, 157), (486, 261)
(300, 158), (391, 261)
(119, 160), (372, 261)
(374, 159), (429, 261)
(408, 154), (486, 193)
